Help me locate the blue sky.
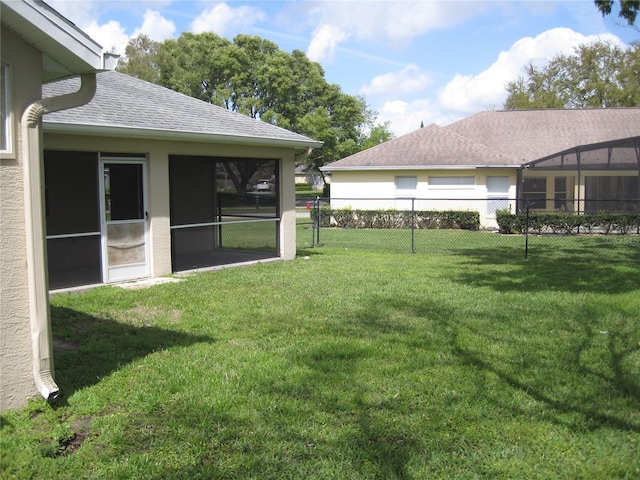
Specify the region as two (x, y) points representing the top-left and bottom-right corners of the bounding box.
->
(48, 0), (638, 136)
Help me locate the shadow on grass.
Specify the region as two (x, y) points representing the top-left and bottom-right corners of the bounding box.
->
(451, 239), (640, 294)
(50, 306), (215, 405)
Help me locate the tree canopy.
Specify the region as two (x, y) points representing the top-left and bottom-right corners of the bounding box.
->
(595, 0), (639, 25)
(118, 32), (393, 177)
(503, 40), (640, 110)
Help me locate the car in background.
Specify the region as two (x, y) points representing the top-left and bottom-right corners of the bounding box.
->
(256, 179), (275, 192)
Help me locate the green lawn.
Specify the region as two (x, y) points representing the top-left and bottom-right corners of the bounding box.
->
(1, 235), (639, 479)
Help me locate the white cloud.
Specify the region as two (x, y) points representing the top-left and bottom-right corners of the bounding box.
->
(301, 1), (486, 60)
(375, 27), (627, 137)
(360, 65), (431, 97)
(47, 2), (175, 54)
(437, 27), (624, 114)
(190, 3), (267, 37)
(306, 25), (349, 62)
(132, 10), (176, 41)
(377, 98), (463, 138)
(46, 0), (99, 28)
(82, 20), (130, 54)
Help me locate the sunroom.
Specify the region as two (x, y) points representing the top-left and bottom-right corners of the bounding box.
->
(519, 136), (640, 214)
(42, 71), (321, 290)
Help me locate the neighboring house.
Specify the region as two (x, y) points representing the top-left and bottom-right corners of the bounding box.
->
(321, 109), (640, 228)
(295, 164), (329, 189)
(1, 0), (321, 412)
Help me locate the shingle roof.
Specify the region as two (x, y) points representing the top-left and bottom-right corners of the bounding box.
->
(323, 108), (640, 170)
(324, 124), (515, 169)
(447, 109), (640, 162)
(43, 71), (322, 148)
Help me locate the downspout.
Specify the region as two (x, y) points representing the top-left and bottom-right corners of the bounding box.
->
(22, 73), (97, 400)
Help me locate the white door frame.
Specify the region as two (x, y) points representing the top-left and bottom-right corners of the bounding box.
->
(99, 156), (150, 283)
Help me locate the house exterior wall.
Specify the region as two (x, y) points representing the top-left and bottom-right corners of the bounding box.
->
(42, 134), (299, 276)
(329, 168), (518, 228)
(0, 29), (43, 411)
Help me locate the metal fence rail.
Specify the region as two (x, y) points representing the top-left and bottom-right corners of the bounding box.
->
(296, 197), (640, 261)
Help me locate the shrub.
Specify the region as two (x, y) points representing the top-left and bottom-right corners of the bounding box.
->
(295, 183), (313, 191)
(496, 210), (640, 235)
(311, 208), (480, 230)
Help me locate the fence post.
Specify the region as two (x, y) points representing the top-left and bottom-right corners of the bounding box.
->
(315, 196), (321, 247)
(524, 203), (530, 259)
(411, 198), (415, 253)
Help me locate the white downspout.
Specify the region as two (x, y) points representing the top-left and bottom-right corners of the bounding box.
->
(22, 73), (97, 400)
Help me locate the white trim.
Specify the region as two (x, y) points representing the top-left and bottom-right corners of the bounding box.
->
(99, 156), (150, 283)
(321, 165), (517, 172)
(46, 232), (100, 240)
(43, 122), (324, 149)
(0, 63), (12, 155)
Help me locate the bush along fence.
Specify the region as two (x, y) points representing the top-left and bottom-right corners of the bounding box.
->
(497, 210), (640, 235)
(298, 197), (640, 258)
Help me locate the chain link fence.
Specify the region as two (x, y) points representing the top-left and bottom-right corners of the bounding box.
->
(296, 197), (640, 262)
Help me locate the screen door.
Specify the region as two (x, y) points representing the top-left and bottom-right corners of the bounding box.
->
(101, 159), (149, 282)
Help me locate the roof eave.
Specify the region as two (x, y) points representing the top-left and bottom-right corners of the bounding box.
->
(2, 0), (105, 81)
(43, 121), (324, 149)
(321, 164), (518, 172)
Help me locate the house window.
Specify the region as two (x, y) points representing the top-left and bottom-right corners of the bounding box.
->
(522, 177), (546, 209)
(1, 63), (11, 153)
(395, 176), (417, 194)
(554, 176), (574, 211)
(486, 176), (510, 216)
(395, 176), (417, 210)
(429, 176), (474, 187)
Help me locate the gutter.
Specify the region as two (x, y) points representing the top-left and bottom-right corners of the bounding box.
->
(22, 73), (97, 400)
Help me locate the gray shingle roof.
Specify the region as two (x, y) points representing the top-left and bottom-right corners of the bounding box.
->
(43, 71), (322, 148)
(323, 108), (640, 170)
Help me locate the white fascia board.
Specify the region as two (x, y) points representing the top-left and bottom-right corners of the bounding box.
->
(321, 165), (479, 172)
(4, 0), (103, 71)
(43, 122), (324, 149)
(321, 164), (518, 172)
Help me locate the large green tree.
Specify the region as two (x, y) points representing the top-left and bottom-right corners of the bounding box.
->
(118, 32), (392, 179)
(116, 34), (160, 84)
(504, 40), (640, 110)
(595, 0), (639, 25)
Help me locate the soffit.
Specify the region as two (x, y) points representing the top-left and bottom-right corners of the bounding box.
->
(1, 0), (103, 81)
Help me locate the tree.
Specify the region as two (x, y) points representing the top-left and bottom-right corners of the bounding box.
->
(595, 0), (639, 25)
(118, 32), (393, 180)
(504, 40), (640, 109)
(116, 34), (161, 83)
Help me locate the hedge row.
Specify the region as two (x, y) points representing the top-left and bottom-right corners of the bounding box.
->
(497, 210), (640, 235)
(312, 208), (480, 230)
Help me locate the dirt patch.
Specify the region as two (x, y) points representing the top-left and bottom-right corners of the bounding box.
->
(41, 416), (94, 458)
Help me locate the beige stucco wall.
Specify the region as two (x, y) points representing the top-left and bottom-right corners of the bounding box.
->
(43, 134), (299, 274)
(0, 29), (43, 411)
(330, 168), (518, 228)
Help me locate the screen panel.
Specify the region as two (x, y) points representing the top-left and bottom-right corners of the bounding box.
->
(44, 151), (100, 235)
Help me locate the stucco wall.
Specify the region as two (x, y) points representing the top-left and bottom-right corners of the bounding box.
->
(42, 134), (299, 272)
(0, 29), (43, 411)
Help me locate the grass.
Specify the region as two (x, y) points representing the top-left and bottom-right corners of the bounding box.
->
(1, 233), (639, 479)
